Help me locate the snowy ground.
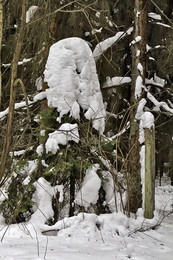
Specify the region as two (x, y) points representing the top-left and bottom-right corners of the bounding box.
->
(0, 180), (173, 260)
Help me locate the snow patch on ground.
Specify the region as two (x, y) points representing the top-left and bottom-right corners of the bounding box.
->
(0, 186), (173, 260)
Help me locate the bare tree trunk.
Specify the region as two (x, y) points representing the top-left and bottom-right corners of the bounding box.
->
(0, 0), (3, 109)
(69, 171), (75, 217)
(127, 0), (148, 214)
(41, 13), (59, 111)
(0, 0), (28, 185)
(169, 146), (173, 186)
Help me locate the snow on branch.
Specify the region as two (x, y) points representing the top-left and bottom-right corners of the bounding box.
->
(147, 92), (173, 114)
(2, 58), (32, 68)
(106, 122), (130, 141)
(26, 6), (38, 24)
(148, 11), (171, 30)
(45, 123), (79, 155)
(93, 27), (133, 61)
(145, 76), (166, 89)
(148, 12), (161, 20)
(130, 36), (141, 47)
(102, 76), (166, 89)
(103, 76), (131, 88)
(150, 0), (173, 26)
(154, 22), (171, 28)
(0, 100), (34, 121)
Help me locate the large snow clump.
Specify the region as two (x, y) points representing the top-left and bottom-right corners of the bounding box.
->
(44, 37), (106, 134)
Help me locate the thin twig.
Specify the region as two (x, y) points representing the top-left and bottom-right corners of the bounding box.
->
(1, 225), (9, 242)
(150, 0), (173, 25)
(30, 223), (40, 257)
(44, 235), (49, 259)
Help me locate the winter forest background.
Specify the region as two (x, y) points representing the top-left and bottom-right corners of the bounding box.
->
(0, 0), (173, 259)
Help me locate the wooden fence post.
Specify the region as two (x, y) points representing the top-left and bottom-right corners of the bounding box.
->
(144, 126), (155, 219)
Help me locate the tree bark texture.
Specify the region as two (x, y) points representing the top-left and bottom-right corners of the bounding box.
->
(0, 0), (28, 184)
(0, 0), (2, 109)
(127, 0), (148, 213)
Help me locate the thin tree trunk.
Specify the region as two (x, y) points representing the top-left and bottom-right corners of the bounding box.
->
(41, 13), (59, 111)
(69, 171), (75, 217)
(127, 0), (148, 214)
(159, 159), (164, 186)
(0, 0), (28, 184)
(0, 0), (3, 109)
(169, 146), (173, 186)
